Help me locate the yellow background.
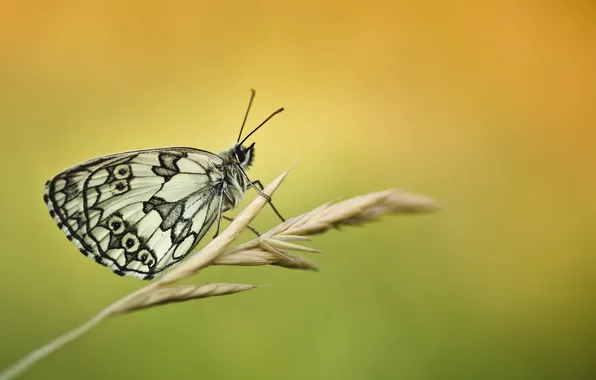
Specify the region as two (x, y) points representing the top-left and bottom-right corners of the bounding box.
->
(1, 1), (595, 379)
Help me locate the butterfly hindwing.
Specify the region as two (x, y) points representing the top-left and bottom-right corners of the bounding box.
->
(44, 148), (225, 279)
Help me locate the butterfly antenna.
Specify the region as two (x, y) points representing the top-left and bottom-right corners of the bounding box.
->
(239, 107), (285, 146)
(237, 89), (256, 143)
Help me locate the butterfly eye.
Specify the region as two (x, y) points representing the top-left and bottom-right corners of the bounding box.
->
(111, 180), (129, 195)
(235, 149), (245, 163)
(114, 164), (131, 179)
(121, 233), (140, 253)
(107, 215), (125, 235)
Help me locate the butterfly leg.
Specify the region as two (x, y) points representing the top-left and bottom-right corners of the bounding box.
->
(248, 180), (286, 222)
(212, 188), (225, 239)
(221, 215), (261, 236)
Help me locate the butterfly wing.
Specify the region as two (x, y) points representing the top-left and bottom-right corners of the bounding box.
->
(43, 147), (225, 280)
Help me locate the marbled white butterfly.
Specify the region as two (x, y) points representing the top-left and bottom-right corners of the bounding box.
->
(43, 90), (284, 280)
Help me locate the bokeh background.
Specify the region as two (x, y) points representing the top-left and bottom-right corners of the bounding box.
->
(1, 1), (595, 379)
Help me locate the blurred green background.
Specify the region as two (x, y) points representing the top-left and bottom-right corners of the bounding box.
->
(1, 1), (595, 379)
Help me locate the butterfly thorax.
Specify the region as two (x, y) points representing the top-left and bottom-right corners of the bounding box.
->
(216, 143), (254, 211)
(218, 164), (246, 211)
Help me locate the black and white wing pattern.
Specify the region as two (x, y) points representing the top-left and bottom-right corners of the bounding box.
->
(43, 148), (225, 280)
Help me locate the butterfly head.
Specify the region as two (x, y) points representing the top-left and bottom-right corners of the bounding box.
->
(233, 142), (255, 169)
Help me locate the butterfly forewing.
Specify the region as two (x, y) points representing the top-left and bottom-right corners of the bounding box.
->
(44, 148), (225, 280)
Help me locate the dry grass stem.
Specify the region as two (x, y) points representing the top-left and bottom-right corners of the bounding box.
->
(215, 249), (320, 271)
(115, 283), (259, 314)
(0, 166), (437, 380)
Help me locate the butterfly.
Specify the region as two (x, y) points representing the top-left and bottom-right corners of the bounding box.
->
(43, 90), (284, 280)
